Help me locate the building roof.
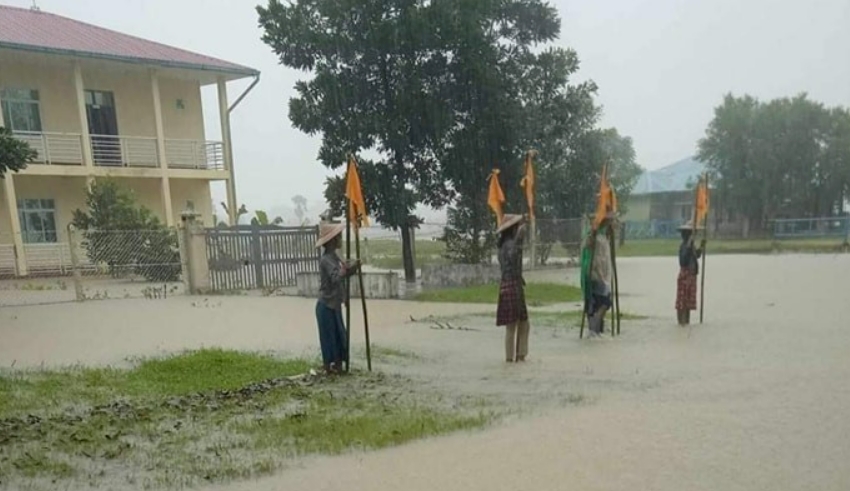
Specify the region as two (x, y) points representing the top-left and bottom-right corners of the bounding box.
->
(0, 5), (258, 78)
(632, 156), (706, 195)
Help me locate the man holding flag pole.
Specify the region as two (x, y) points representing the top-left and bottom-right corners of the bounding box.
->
(344, 154), (373, 371)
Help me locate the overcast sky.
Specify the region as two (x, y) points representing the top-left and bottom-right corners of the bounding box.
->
(8, 0), (850, 212)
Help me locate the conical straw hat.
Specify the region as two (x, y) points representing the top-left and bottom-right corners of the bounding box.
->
(315, 222), (345, 248)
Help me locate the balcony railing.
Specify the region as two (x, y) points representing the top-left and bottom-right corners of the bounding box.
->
(13, 131), (84, 165)
(165, 139), (225, 170)
(13, 132), (225, 171)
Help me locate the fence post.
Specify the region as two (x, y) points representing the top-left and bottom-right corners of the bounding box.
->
(844, 216), (850, 251)
(251, 223), (264, 288)
(67, 224), (85, 302)
(178, 219), (192, 295)
(529, 219), (537, 269)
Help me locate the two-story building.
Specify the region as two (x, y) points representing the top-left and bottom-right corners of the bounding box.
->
(0, 5), (258, 276)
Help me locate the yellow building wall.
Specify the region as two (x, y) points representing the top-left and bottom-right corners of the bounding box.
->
(623, 195), (651, 222)
(0, 59), (205, 141)
(0, 176), (214, 244)
(0, 60), (80, 133)
(170, 179), (213, 226)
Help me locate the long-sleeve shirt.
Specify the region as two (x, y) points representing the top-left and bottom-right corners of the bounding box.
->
(319, 250), (350, 310)
(679, 241), (702, 275)
(498, 235), (524, 282)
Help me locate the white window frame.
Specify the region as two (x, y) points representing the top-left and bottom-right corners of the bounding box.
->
(0, 87), (43, 133)
(17, 198), (58, 244)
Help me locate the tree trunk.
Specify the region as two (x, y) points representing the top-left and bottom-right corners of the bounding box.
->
(400, 225), (416, 283)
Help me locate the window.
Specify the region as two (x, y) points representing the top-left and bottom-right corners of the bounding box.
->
(17, 199), (58, 244)
(0, 88), (43, 133)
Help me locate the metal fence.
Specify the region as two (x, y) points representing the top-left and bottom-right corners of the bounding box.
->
(0, 228), (185, 308)
(204, 225), (320, 292)
(772, 217), (850, 240)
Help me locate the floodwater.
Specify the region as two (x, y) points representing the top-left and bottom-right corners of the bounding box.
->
(2, 254), (849, 490)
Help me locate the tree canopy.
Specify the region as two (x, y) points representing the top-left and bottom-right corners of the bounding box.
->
(0, 127), (36, 178)
(259, 0), (641, 268)
(698, 93), (850, 229)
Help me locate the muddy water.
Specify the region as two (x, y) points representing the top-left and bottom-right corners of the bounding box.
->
(2, 254), (850, 490)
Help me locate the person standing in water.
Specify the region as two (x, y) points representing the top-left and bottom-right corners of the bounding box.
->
(314, 222), (361, 374)
(496, 214), (529, 362)
(676, 221), (705, 326)
(582, 215), (614, 337)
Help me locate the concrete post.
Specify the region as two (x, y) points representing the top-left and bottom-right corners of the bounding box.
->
(2, 175), (28, 276)
(151, 69), (174, 226)
(67, 224), (84, 301)
(180, 212), (211, 293)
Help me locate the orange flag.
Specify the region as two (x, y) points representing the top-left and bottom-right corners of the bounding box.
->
(695, 174), (710, 228)
(345, 156), (369, 228)
(487, 169), (505, 225)
(520, 151), (536, 219)
(593, 164), (612, 230)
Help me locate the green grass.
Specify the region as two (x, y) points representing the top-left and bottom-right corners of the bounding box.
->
(414, 282), (582, 306)
(0, 350), (491, 489)
(0, 349), (311, 417)
(345, 237), (846, 271)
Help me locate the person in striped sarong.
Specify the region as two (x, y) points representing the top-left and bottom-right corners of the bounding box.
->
(676, 221), (705, 326)
(495, 214), (529, 363)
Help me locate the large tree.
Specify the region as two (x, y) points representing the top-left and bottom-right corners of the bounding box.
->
(0, 127), (36, 178)
(699, 93), (850, 231)
(259, 0), (455, 281)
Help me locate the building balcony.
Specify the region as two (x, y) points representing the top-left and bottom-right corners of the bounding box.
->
(13, 131), (225, 171)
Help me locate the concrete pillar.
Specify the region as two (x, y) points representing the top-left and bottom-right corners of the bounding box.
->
(0, 106), (28, 276)
(217, 77), (237, 225)
(180, 212), (210, 293)
(73, 62), (94, 173)
(2, 175), (27, 276)
(151, 70), (174, 226)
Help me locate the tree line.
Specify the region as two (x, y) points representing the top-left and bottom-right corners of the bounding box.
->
(699, 93), (850, 231)
(258, 0), (640, 277)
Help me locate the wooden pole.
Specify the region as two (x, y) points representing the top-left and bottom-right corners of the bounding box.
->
(354, 222), (372, 371)
(699, 175), (709, 324)
(345, 198), (352, 373)
(609, 226), (621, 336)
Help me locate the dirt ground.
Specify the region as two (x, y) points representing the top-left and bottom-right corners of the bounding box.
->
(2, 254), (850, 490)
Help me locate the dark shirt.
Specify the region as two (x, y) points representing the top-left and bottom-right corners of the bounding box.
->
(499, 235), (524, 281)
(679, 241), (702, 275)
(319, 250), (349, 310)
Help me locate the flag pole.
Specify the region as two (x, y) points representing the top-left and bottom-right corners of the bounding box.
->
(344, 175), (352, 373)
(609, 224), (621, 336)
(353, 218), (372, 371)
(700, 174), (709, 324)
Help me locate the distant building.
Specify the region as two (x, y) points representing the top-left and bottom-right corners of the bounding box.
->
(623, 157), (707, 238)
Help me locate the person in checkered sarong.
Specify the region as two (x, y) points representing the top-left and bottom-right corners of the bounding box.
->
(676, 221), (705, 326)
(495, 214), (529, 363)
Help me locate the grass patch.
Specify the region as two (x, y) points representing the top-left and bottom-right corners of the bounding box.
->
(0, 351), (491, 489)
(414, 282), (582, 306)
(0, 349), (311, 418)
(364, 344), (423, 361)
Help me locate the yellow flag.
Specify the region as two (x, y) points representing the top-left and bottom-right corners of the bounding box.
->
(345, 156), (369, 228)
(520, 151), (536, 219)
(593, 164), (612, 230)
(487, 169), (505, 225)
(695, 174), (710, 227)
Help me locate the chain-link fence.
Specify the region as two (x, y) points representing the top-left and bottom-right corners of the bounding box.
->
(0, 232), (78, 306)
(0, 228), (185, 308)
(69, 228), (185, 301)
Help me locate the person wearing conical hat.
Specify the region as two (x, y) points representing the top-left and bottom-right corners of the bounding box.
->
(314, 221), (361, 374)
(581, 213), (615, 338)
(676, 221), (705, 326)
(495, 214), (530, 362)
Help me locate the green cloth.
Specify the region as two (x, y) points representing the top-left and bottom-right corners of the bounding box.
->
(580, 225), (608, 300)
